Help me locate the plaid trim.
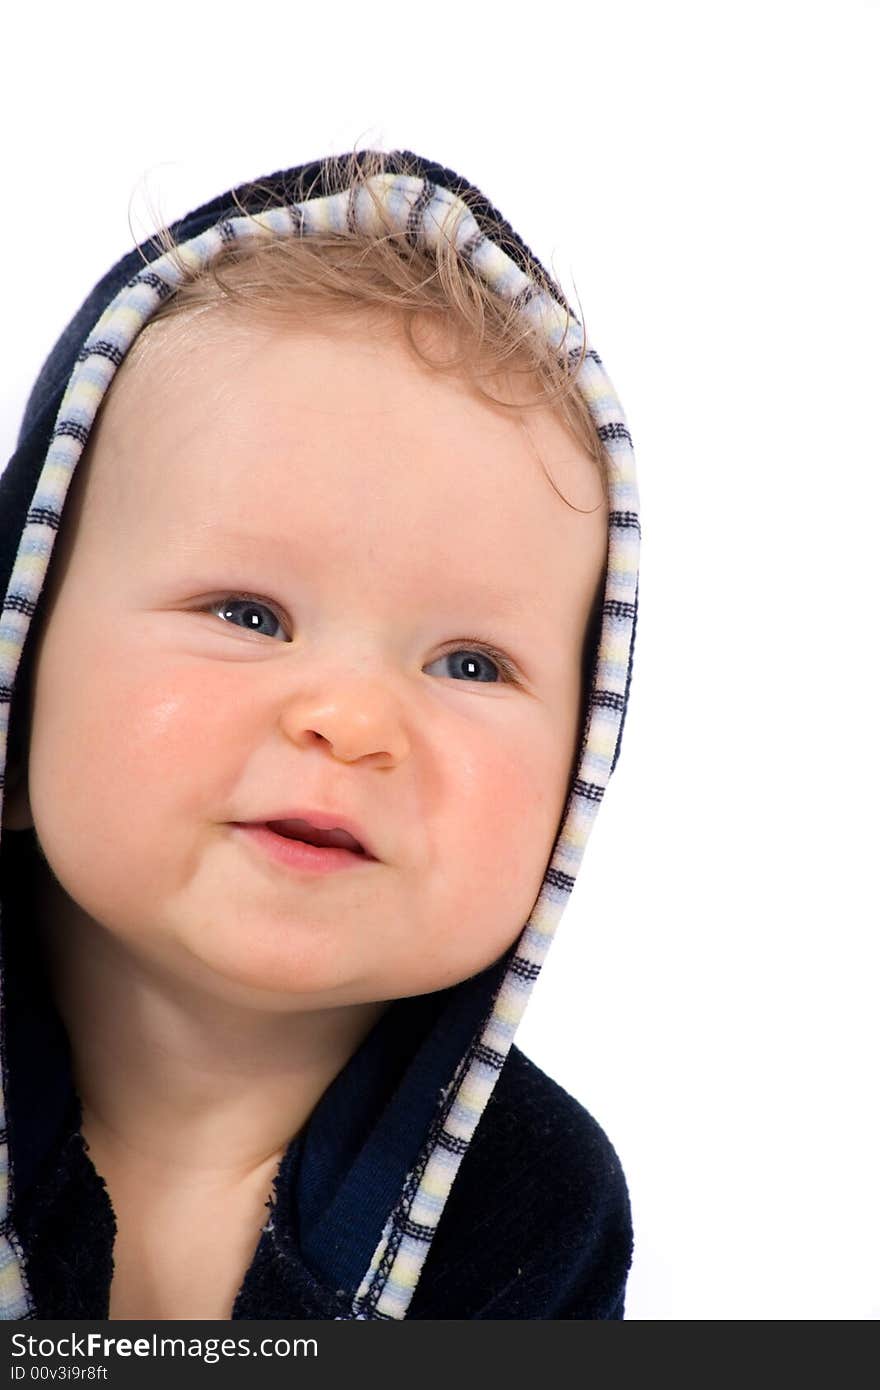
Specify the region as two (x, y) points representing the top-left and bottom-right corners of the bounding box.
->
(0, 171), (639, 1321)
(0, 1103), (33, 1317)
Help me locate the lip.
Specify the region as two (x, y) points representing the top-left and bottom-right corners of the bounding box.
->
(235, 808), (378, 860)
(231, 823), (378, 876)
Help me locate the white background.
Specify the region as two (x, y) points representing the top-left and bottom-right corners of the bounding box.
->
(3, 1), (877, 1320)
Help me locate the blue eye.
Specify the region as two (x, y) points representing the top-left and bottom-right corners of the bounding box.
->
(426, 650), (504, 683)
(208, 596), (287, 640)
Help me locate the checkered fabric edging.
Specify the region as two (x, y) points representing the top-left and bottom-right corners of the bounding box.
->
(0, 171), (639, 1321)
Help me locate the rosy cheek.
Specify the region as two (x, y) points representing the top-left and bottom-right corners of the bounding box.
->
(498, 774), (556, 894)
(451, 732), (557, 894)
(63, 656), (234, 824)
(113, 668), (236, 791)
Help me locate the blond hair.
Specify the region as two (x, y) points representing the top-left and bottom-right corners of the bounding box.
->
(131, 146), (609, 512)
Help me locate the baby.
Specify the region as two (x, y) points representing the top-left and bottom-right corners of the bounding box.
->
(0, 148), (640, 1321)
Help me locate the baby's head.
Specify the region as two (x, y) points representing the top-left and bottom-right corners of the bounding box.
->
(2, 169), (609, 1014)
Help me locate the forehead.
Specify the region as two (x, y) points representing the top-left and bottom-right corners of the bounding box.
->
(77, 317), (607, 618)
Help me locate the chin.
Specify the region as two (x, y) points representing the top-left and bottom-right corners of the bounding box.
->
(173, 931), (367, 1011)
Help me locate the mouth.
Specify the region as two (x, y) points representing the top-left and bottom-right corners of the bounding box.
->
(231, 822), (378, 876)
(263, 818), (370, 856)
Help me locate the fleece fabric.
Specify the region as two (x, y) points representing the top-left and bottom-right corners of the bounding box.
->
(0, 149), (641, 1320)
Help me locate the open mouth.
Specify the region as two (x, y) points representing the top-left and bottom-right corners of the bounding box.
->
(232, 822), (376, 875)
(264, 819), (367, 855)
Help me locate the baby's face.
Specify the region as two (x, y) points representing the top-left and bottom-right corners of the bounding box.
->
(6, 316), (607, 1011)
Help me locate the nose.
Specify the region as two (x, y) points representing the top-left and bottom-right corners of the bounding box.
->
(278, 677), (411, 766)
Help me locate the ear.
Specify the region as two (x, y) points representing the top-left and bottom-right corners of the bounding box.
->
(1, 749), (34, 831)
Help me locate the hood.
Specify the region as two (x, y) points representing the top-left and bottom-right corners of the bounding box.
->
(0, 149), (640, 1320)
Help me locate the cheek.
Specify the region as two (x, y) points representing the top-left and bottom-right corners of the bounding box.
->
(25, 637), (245, 940)
(455, 718), (566, 879)
(28, 632), (233, 839)
(414, 716), (568, 984)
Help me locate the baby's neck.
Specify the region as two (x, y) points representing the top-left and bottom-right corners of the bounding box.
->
(88, 1127), (283, 1321)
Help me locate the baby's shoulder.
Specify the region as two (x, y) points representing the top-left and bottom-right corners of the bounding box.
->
(468, 1043), (630, 1204)
(407, 1044), (633, 1318)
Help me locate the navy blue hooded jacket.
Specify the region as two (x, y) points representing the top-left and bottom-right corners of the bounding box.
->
(0, 149), (640, 1320)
